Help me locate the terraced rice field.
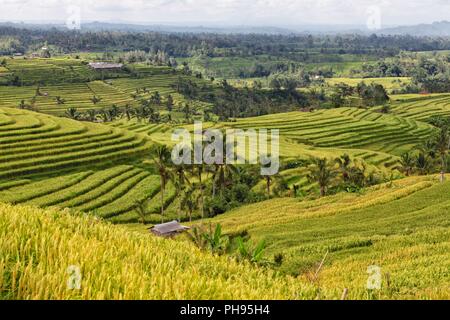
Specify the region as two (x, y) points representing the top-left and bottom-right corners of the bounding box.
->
(0, 106), (152, 179)
(112, 108), (419, 197)
(0, 57), (105, 85)
(113, 106), (428, 175)
(325, 77), (411, 92)
(220, 108), (435, 156)
(391, 93), (450, 121)
(114, 106), (427, 158)
(110, 119), (174, 144)
(109, 74), (211, 109)
(0, 106), (182, 223)
(30, 82), (130, 113)
(0, 78), (208, 116)
(0, 165), (175, 223)
(207, 175), (450, 299)
(0, 57), (211, 116)
(0, 86), (36, 107)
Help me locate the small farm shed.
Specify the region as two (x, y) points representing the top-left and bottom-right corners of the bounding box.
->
(88, 62), (124, 70)
(150, 221), (190, 237)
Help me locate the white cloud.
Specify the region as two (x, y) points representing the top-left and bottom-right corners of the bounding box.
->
(0, 0), (448, 26)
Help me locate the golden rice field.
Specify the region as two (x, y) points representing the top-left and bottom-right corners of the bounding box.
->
(0, 202), (317, 300)
(206, 175), (450, 299)
(1, 175), (448, 300)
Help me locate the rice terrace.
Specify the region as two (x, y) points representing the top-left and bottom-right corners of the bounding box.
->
(0, 0), (449, 306)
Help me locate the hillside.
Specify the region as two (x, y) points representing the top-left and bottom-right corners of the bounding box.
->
(0, 22), (449, 303)
(207, 175), (450, 299)
(1, 175), (448, 300)
(0, 106), (152, 179)
(379, 21), (450, 37)
(0, 58), (208, 116)
(0, 202), (314, 300)
(391, 93), (450, 122)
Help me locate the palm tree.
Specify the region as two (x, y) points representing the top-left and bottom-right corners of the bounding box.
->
(171, 164), (191, 222)
(152, 145), (172, 223)
(211, 161), (237, 198)
(263, 175), (273, 197)
(193, 164), (205, 220)
(65, 107), (79, 120)
(18, 100), (27, 109)
(421, 139), (437, 158)
(435, 128), (450, 183)
(181, 186), (197, 222)
(307, 158), (337, 197)
(151, 91), (161, 105)
(123, 104), (133, 121)
(110, 104), (120, 119)
(55, 96), (65, 105)
(166, 94), (174, 111)
(335, 154), (352, 182)
(415, 152), (431, 175)
(210, 135), (237, 197)
(133, 199), (147, 224)
(99, 109), (109, 123)
(182, 103), (191, 121)
(86, 109), (97, 122)
(90, 96), (102, 105)
(399, 152), (415, 176)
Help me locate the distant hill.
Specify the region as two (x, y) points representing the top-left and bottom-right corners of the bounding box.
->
(379, 21), (450, 36)
(0, 21), (296, 35)
(2, 20), (450, 36)
(82, 22), (297, 35)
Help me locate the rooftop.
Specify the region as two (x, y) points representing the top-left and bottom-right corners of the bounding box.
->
(88, 62), (123, 70)
(151, 220), (190, 236)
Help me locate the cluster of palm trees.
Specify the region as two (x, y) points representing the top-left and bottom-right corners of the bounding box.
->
(399, 126), (450, 182)
(145, 144), (386, 224)
(144, 144), (240, 224)
(65, 105), (123, 122)
(64, 103), (170, 124)
(306, 154), (378, 197)
(62, 90), (199, 124)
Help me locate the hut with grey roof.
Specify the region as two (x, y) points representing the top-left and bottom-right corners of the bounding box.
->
(88, 62), (123, 70)
(150, 220), (190, 237)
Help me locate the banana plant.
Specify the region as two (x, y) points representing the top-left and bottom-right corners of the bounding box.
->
(236, 236), (266, 264)
(203, 224), (229, 255)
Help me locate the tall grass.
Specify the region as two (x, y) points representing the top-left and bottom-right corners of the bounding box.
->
(0, 202), (316, 300)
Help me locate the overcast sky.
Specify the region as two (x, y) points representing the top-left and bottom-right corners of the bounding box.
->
(0, 0), (449, 27)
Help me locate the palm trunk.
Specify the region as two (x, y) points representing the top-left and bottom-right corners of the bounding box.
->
(177, 196), (182, 222)
(320, 185), (326, 197)
(199, 172), (204, 221)
(160, 176), (165, 223)
(212, 167), (217, 198)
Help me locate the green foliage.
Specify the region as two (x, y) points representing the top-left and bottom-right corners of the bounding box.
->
(236, 237), (267, 265)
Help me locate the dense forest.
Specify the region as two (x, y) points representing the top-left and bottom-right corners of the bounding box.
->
(2, 26), (450, 57)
